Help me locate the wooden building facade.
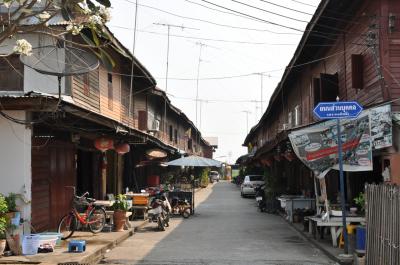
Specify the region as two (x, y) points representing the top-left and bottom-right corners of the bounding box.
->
(243, 0), (400, 202)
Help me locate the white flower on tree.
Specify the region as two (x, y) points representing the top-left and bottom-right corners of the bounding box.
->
(13, 39), (32, 56)
(37, 11), (51, 21)
(66, 24), (84, 36)
(98, 6), (111, 23)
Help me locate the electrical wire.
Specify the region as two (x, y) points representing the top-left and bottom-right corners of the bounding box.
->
(230, 0), (309, 23)
(230, 0), (358, 35)
(118, 0), (302, 35)
(111, 25), (299, 45)
(291, 0), (317, 8)
(258, 0), (362, 26)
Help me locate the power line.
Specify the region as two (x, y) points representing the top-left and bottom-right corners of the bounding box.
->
(97, 49), (350, 81)
(230, 0), (309, 23)
(197, 0), (304, 32)
(230, 0), (356, 35)
(110, 25), (299, 45)
(258, 0), (313, 16)
(258, 0), (361, 25)
(123, 0), (302, 35)
(291, 0), (317, 8)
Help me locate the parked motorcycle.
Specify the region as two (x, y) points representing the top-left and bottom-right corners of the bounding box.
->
(171, 196), (191, 218)
(255, 184), (266, 212)
(147, 197), (168, 231)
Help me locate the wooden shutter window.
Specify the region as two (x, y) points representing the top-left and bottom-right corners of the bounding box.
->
(313, 78), (321, 107)
(138, 111), (148, 131)
(169, 125), (173, 142)
(351, 54), (363, 90)
(83, 73), (90, 96)
(107, 73), (113, 110)
(320, 73), (339, 102)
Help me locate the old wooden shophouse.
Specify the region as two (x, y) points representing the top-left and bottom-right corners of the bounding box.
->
(242, 0), (400, 206)
(0, 28), (212, 233)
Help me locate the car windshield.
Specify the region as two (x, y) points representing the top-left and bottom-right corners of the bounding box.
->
(249, 175), (263, 181)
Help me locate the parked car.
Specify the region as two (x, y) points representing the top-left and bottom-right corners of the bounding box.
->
(240, 175), (265, 197)
(209, 171), (220, 183)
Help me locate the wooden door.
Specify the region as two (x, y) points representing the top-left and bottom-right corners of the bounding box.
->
(32, 139), (76, 232)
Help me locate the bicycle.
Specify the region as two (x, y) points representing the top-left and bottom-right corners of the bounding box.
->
(58, 187), (106, 240)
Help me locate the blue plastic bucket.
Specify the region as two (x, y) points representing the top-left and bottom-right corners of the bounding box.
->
(356, 226), (366, 251)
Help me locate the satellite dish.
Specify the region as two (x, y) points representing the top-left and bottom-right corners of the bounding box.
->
(20, 45), (99, 100)
(20, 45), (99, 76)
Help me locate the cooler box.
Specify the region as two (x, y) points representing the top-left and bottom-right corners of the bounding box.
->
(132, 193), (149, 206)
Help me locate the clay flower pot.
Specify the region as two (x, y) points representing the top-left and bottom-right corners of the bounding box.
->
(0, 239), (6, 255)
(113, 210), (126, 232)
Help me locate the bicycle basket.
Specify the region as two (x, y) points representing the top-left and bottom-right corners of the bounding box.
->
(73, 198), (89, 213)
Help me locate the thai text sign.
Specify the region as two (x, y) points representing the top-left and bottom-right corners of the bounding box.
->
(313, 101), (363, 119)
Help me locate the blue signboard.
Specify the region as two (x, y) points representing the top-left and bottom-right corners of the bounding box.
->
(313, 101), (363, 119)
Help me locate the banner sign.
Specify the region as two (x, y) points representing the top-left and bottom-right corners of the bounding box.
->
(289, 112), (371, 178)
(289, 105), (391, 179)
(370, 105), (392, 150)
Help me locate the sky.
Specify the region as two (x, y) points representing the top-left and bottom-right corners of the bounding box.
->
(108, 0), (320, 164)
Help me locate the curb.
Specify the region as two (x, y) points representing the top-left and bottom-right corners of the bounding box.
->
(279, 214), (339, 264)
(81, 221), (147, 265)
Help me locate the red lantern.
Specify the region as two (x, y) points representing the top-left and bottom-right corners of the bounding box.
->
(115, 143), (130, 155)
(94, 137), (114, 152)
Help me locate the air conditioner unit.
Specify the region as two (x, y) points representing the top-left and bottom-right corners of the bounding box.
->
(148, 119), (160, 132)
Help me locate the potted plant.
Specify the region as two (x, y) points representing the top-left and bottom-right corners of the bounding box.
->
(354, 192), (365, 215)
(5, 193), (19, 224)
(0, 194), (8, 255)
(113, 194), (129, 232)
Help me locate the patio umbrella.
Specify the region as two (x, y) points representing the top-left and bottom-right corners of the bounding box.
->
(166, 155), (222, 167)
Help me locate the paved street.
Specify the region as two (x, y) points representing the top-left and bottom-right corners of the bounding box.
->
(100, 182), (335, 265)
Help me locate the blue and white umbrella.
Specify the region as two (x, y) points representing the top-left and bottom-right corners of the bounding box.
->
(166, 155), (222, 167)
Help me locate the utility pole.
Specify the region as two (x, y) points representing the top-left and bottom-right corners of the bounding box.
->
(128, 0), (139, 129)
(241, 110), (251, 134)
(254, 73), (271, 117)
(154, 23), (199, 135)
(195, 42), (205, 130)
(199, 99), (209, 131)
(195, 42), (206, 148)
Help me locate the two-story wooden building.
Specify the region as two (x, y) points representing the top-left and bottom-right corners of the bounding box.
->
(0, 25), (212, 232)
(242, 0), (400, 203)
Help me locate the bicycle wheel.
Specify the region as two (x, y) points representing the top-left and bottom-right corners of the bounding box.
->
(88, 207), (106, 233)
(58, 214), (77, 240)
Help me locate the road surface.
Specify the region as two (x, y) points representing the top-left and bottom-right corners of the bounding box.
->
(100, 182), (335, 265)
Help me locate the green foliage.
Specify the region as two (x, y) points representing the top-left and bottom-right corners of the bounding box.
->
(0, 195), (8, 239)
(5, 193), (17, 212)
(113, 194), (129, 211)
(0, 194), (7, 215)
(200, 168), (210, 187)
(354, 192), (365, 212)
